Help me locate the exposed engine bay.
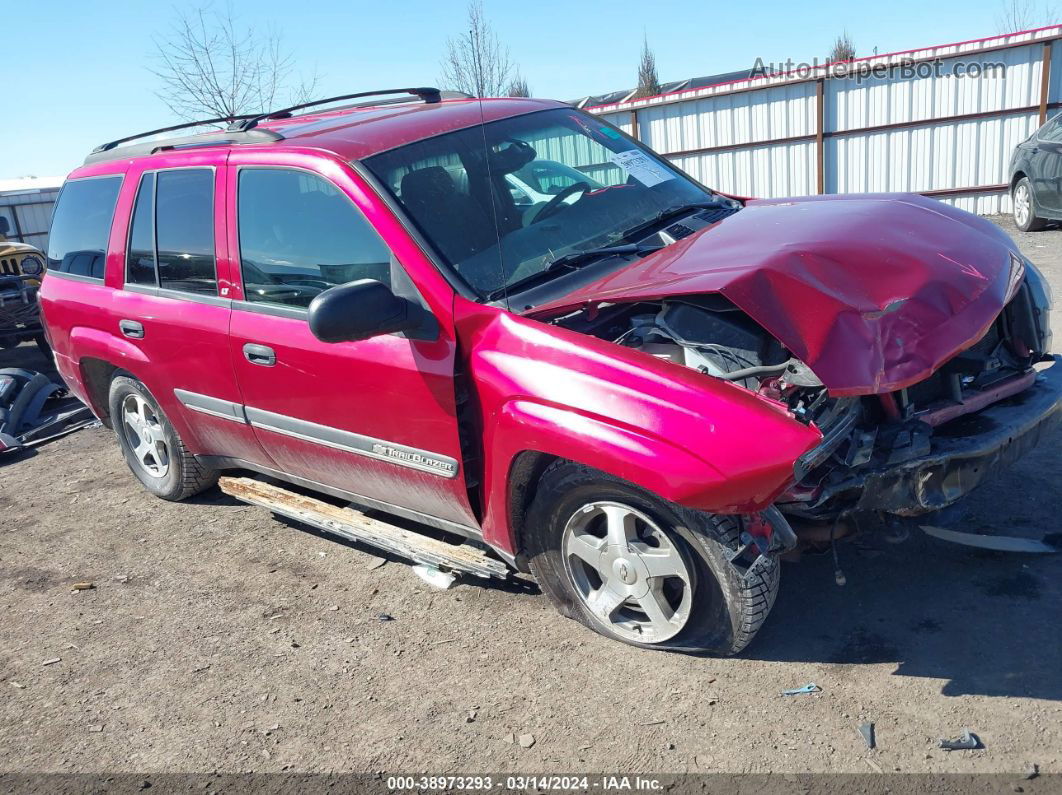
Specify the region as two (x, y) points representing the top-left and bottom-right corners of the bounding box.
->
(549, 267), (1056, 524)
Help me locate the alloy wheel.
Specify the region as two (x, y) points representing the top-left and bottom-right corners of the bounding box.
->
(561, 501), (694, 643)
(1014, 183), (1031, 227)
(121, 394), (170, 478)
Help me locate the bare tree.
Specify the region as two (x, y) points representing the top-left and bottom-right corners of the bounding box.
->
(634, 36), (661, 99)
(508, 73), (531, 97)
(828, 31), (857, 62)
(440, 1), (514, 98)
(150, 2), (319, 122)
(995, 0), (1060, 32)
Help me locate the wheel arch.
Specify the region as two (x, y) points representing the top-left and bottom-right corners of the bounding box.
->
(505, 450), (561, 571)
(79, 357), (122, 427)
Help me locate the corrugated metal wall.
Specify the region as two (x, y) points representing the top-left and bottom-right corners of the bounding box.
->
(0, 190), (59, 250)
(588, 27), (1062, 216)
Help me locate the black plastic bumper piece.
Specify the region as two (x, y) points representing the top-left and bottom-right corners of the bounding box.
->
(829, 357), (1062, 516)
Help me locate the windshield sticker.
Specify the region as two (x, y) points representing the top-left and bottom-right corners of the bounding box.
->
(608, 150), (674, 187)
(599, 126), (623, 140)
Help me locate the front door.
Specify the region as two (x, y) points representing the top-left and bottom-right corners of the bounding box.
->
(224, 159), (478, 530)
(1031, 115), (1062, 215)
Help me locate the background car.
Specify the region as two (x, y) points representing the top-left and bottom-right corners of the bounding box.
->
(0, 216), (49, 356)
(1010, 112), (1062, 231)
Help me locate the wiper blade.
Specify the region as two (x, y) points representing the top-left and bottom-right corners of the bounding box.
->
(544, 243), (662, 272)
(620, 201), (728, 242)
(486, 244), (661, 302)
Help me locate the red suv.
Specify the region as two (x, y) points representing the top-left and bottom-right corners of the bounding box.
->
(41, 89), (1060, 654)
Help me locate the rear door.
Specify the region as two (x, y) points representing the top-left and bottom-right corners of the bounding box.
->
(224, 154), (478, 530)
(114, 158), (270, 465)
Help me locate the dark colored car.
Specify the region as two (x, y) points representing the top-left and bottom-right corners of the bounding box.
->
(39, 90), (1060, 655)
(1010, 111), (1062, 231)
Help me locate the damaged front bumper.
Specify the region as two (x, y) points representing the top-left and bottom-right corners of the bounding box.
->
(788, 356), (1062, 517)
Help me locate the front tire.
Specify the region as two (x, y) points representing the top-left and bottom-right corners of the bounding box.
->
(1013, 177), (1048, 232)
(108, 375), (217, 501)
(525, 462), (780, 655)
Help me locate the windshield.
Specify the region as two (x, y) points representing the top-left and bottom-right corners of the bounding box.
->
(363, 108), (722, 298)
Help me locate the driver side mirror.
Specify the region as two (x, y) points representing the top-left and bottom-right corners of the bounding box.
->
(308, 279), (419, 343)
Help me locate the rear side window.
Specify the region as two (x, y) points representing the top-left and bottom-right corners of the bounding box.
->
(127, 173), (157, 285)
(237, 168), (392, 308)
(154, 169), (217, 295)
(47, 176), (122, 279)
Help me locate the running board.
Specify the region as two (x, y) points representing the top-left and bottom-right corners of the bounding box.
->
(219, 476), (510, 579)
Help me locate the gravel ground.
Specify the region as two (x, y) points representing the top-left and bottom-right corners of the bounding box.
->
(0, 216), (1060, 777)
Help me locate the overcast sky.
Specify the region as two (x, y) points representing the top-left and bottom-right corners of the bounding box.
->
(4, 0), (1055, 177)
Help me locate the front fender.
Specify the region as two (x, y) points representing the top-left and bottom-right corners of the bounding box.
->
(459, 304), (823, 555)
(480, 398), (731, 551)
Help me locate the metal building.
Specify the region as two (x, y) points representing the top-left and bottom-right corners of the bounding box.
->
(0, 177), (62, 251)
(579, 25), (1062, 214)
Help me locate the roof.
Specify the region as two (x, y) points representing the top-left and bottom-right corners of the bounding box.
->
(571, 69), (760, 109)
(0, 176), (64, 195)
(579, 23), (1062, 114)
(79, 97), (568, 170)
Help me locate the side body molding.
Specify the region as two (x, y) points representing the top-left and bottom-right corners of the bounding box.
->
(173, 390), (460, 479)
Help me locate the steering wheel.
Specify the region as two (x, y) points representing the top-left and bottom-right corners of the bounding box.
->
(530, 181), (592, 224)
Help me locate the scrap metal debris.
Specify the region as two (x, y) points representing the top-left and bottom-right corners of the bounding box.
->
(70, 582), (94, 592)
(858, 722), (876, 749)
(0, 369), (96, 456)
(939, 728), (981, 751)
(376, 613), (395, 622)
(518, 733), (536, 749)
(781, 683), (821, 696)
(412, 564), (457, 590)
(921, 525), (1060, 554)
(41, 658), (61, 666)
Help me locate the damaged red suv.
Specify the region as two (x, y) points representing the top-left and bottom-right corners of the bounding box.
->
(41, 90), (1060, 654)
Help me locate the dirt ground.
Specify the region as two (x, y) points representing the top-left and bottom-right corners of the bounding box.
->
(1, 216), (1060, 777)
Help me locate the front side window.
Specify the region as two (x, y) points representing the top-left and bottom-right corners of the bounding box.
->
(238, 168), (392, 308)
(47, 176), (122, 279)
(364, 108), (722, 297)
(154, 169), (217, 295)
(1040, 115), (1062, 143)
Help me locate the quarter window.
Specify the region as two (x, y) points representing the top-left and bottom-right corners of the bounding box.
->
(155, 169), (217, 295)
(238, 169), (392, 308)
(47, 176), (122, 279)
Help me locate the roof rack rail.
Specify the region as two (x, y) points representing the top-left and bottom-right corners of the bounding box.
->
(228, 87), (447, 132)
(91, 114), (260, 154)
(83, 87), (469, 166)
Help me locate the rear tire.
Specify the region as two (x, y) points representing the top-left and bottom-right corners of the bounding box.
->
(34, 335), (51, 361)
(1013, 177), (1048, 232)
(108, 375), (217, 501)
(524, 461), (780, 655)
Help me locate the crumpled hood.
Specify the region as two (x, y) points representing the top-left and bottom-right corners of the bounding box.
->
(529, 193), (1023, 396)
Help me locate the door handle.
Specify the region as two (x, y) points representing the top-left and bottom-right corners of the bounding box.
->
(119, 320), (145, 339)
(243, 343), (277, 367)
